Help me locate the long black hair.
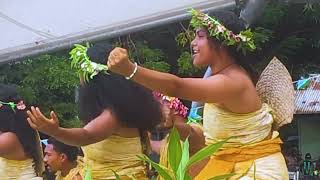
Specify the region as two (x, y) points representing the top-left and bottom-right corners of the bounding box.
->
(78, 42), (163, 131)
(208, 11), (258, 83)
(0, 84), (39, 168)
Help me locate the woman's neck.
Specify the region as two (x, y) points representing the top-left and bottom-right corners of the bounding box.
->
(210, 50), (235, 74)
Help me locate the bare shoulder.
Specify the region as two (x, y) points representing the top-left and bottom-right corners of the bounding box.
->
(0, 132), (25, 158)
(209, 69), (248, 91)
(0, 132), (20, 145)
(223, 66), (262, 112)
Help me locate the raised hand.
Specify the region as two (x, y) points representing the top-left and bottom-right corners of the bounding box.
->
(107, 47), (136, 77)
(27, 106), (60, 136)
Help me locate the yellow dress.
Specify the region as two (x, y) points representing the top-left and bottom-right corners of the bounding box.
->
(195, 103), (288, 180)
(0, 157), (43, 180)
(81, 135), (147, 179)
(55, 157), (83, 180)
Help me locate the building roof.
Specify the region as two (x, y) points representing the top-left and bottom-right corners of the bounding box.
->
(295, 75), (320, 114)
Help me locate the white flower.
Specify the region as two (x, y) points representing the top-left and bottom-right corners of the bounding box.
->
(216, 25), (225, 33)
(76, 51), (81, 56)
(80, 62), (86, 69)
(90, 61), (98, 70)
(237, 34), (249, 42)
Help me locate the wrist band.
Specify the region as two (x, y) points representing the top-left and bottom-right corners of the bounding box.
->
(125, 62), (138, 80)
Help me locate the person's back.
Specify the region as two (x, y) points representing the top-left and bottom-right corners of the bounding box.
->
(0, 84), (43, 179)
(26, 43), (163, 179)
(81, 128), (146, 179)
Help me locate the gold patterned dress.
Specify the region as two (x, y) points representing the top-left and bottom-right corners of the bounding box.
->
(0, 157), (43, 180)
(195, 103), (288, 180)
(81, 135), (147, 179)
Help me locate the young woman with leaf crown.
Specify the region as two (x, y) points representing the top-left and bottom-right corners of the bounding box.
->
(107, 10), (289, 179)
(27, 43), (163, 179)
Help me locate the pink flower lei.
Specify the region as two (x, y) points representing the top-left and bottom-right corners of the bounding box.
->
(153, 92), (189, 118)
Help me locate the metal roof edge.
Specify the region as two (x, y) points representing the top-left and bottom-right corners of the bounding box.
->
(0, 0), (235, 65)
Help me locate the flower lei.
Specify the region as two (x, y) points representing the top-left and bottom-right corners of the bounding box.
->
(189, 9), (256, 54)
(153, 92), (189, 118)
(69, 43), (109, 82)
(0, 100), (26, 112)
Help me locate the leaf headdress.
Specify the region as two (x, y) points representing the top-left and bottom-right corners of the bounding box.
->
(69, 43), (109, 82)
(189, 9), (256, 54)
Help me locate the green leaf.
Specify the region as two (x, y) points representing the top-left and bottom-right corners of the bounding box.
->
(84, 166), (92, 180)
(184, 174), (192, 180)
(110, 169), (121, 180)
(177, 137), (190, 180)
(137, 155), (172, 180)
(168, 127), (182, 173)
(254, 162), (257, 180)
(208, 173), (237, 180)
(187, 138), (230, 168)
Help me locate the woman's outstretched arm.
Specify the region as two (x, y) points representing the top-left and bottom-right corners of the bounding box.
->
(27, 107), (120, 146)
(107, 48), (244, 103)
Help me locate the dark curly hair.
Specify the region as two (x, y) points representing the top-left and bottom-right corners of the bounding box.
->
(208, 10), (258, 82)
(78, 42), (163, 130)
(0, 84), (39, 170)
(48, 137), (79, 161)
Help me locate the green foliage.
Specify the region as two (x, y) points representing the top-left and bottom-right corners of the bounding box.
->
(176, 29), (195, 47)
(0, 54), (80, 128)
(274, 36), (306, 61)
(177, 52), (201, 76)
(138, 128), (230, 180)
(252, 27), (273, 51)
(143, 61), (171, 73)
(303, 3), (320, 23)
(258, 2), (288, 28)
(129, 42), (171, 72)
(250, 1), (320, 79)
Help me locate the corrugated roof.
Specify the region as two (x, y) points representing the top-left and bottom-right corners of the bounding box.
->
(295, 75), (320, 114)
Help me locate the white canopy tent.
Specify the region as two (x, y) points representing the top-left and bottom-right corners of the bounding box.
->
(0, 0), (235, 64)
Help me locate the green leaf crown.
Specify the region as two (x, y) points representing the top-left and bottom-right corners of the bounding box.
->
(189, 9), (256, 54)
(69, 43), (109, 82)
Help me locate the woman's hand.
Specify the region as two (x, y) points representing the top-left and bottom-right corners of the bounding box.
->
(107, 47), (136, 77)
(27, 107), (60, 136)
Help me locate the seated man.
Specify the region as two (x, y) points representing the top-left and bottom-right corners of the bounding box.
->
(44, 137), (82, 180)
